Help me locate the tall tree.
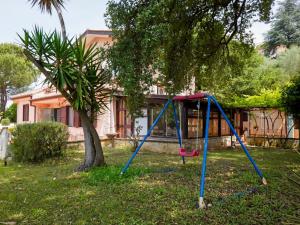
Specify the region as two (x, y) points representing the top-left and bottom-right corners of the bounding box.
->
(20, 28), (110, 170)
(0, 43), (38, 117)
(4, 103), (17, 123)
(276, 45), (300, 78)
(264, 0), (300, 54)
(202, 47), (286, 108)
(28, 0), (66, 39)
(281, 76), (300, 119)
(106, 0), (274, 116)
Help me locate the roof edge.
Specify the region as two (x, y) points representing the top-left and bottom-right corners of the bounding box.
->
(81, 29), (113, 38)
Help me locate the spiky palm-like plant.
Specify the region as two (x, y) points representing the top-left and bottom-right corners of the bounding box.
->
(20, 28), (111, 170)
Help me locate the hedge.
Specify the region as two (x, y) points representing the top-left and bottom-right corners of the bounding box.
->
(11, 122), (69, 163)
(1, 118), (10, 126)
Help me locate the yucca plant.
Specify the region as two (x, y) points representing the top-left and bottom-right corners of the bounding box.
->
(19, 27), (111, 170)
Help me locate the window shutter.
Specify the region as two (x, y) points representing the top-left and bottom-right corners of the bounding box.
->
(23, 104), (29, 121)
(60, 107), (68, 125)
(56, 108), (61, 122)
(74, 111), (81, 128)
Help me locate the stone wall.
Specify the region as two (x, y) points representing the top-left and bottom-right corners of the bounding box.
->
(247, 137), (299, 149)
(99, 136), (233, 154)
(68, 136), (300, 153)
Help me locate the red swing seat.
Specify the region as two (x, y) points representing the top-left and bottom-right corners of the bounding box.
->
(179, 148), (200, 157)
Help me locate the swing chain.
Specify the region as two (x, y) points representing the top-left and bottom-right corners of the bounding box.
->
(196, 100), (200, 150)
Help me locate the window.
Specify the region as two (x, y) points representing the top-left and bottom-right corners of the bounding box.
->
(208, 112), (219, 137)
(221, 112), (231, 136)
(115, 97), (132, 137)
(148, 103), (176, 137)
(188, 108), (203, 138)
(221, 118), (230, 136)
(23, 104), (29, 121)
(73, 110), (82, 128)
(150, 104), (165, 136)
(53, 108), (58, 121)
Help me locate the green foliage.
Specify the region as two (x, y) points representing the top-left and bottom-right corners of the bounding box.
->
(1, 118), (10, 126)
(276, 45), (300, 78)
(0, 148), (299, 224)
(275, 46), (300, 117)
(11, 122), (69, 163)
(87, 165), (150, 185)
(206, 49), (285, 107)
(4, 103), (17, 123)
(0, 43), (38, 113)
(265, 0), (300, 53)
(200, 48), (262, 103)
(229, 88), (282, 108)
(28, 0), (65, 14)
(281, 76), (300, 118)
(106, 0), (274, 116)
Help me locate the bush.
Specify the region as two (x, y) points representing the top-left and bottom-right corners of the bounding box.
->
(11, 122), (69, 163)
(1, 118), (10, 126)
(4, 103), (17, 123)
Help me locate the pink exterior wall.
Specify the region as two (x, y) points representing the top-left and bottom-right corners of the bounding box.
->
(12, 93), (117, 142)
(16, 99), (36, 124)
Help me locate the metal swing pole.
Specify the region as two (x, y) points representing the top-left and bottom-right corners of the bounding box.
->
(171, 101), (185, 164)
(120, 99), (172, 175)
(198, 96), (211, 209)
(210, 96), (267, 185)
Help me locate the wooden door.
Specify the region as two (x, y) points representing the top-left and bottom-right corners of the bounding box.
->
(116, 97), (132, 138)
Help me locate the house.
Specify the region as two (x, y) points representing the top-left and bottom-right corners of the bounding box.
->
(11, 30), (116, 142)
(11, 30), (299, 152)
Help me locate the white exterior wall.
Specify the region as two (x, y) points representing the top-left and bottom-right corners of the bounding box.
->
(16, 100), (35, 124)
(68, 127), (84, 142)
(95, 99), (116, 137)
(68, 98), (117, 141)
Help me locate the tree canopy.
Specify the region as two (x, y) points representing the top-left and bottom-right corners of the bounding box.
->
(28, 0), (66, 38)
(234, 45), (300, 110)
(278, 46), (300, 118)
(106, 0), (274, 116)
(264, 0), (300, 54)
(281, 76), (300, 118)
(0, 43), (38, 116)
(276, 45), (300, 78)
(207, 47), (286, 108)
(4, 103), (17, 123)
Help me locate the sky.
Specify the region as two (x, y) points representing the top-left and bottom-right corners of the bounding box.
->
(0, 0), (109, 44)
(0, 0), (277, 45)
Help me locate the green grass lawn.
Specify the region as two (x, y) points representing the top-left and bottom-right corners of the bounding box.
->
(0, 147), (299, 225)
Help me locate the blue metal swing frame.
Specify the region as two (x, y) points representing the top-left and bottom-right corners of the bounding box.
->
(120, 94), (267, 208)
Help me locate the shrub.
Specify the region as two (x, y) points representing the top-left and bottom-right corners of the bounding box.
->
(1, 118), (10, 126)
(11, 122), (69, 163)
(4, 103), (17, 123)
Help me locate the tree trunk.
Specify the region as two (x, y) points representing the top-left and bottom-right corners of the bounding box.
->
(89, 123), (105, 166)
(54, 3), (67, 40)
(76, 110), (105, 171)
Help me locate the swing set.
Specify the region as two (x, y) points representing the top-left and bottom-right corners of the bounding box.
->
(120, 93), (267, 209)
